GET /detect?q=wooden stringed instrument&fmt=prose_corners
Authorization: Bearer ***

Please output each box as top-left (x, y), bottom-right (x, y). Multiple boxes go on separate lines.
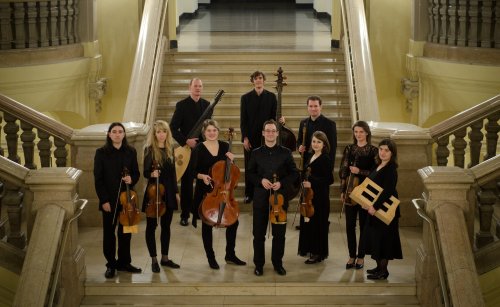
top-left (119, 167), bottom-right (141, 227)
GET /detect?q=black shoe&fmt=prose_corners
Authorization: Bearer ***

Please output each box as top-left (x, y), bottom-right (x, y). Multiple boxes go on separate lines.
top-left (305, 256), bottom-right (322, 264)
top-left (295, 225), bottom-right (301, 230)
top-left (208, 258), bottom-right (220, 270)
top-left (274, 266), bottom-right (287, 275)
top-left (225, 255), bottom-right (246, 266)
top-left (254, 266), bottom-right (263, 276)
top-left (180, 218), bottom-right (189, 226)
top-left (346, 258), bottom-right (355, 269)
top-left (244, 196), bottom-right (253, 204)
top-left (104, 267), bottom-right (115, 278)
top-left (367, 267), bottom-right (380, 274)
top-left (367, 270), bottom-right (389, 280)
top-left (117, 264), bottom-right (142, 273)
top-left (151, 262), bottom-right (160, 273)
top-left (160, 259), bottom-right (180, 269)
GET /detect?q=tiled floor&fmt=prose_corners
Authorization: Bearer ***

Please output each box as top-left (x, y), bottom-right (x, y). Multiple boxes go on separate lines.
top-left (81, 212), bottom-right (421, 284)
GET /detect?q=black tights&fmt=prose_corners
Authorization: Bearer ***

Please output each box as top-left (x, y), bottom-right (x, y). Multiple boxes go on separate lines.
top-left (376, 259), bottom-right (389, 273)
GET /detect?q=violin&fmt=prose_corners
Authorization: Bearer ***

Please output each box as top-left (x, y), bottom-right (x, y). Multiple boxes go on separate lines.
top-left (119, 167), bottom-right (141, 226)
top-left (269, 174), bottom-right (287, 224)
top-left (299, 167), bottom-right (314, 218)
top-left (199, 128), bottom-right (240, 227)
top-left (340, 160), bottom-right (360, 219)
top-left (145, 160), bottom-right (167, 222)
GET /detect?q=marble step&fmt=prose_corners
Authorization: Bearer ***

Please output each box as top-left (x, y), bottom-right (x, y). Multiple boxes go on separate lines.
top-left (158, 92), bottom-right (349, 103)
top-left (166, 61), bottom-right (346, 71)
top-left (166, 51), bottom-right (344, 61)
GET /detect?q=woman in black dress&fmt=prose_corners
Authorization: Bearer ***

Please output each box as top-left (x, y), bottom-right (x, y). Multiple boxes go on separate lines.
top-left (339, 121), bottom-right (378, 270)
top-left (363, 138), bottom-right (402, 280)
top-left (298, 131), bottom-right (333, 263)
top-left (142, 120), bottom-right (180, 273)
top-left (191, 119), bottom-right (246, 269)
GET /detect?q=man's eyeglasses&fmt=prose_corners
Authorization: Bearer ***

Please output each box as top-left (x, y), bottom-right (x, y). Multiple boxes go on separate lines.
top-left (263, 129), bottom-right (278, 133)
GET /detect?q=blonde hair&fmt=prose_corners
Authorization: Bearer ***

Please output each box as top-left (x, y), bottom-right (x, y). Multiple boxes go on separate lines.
top-left (145, 120), bottom-right (174, 166)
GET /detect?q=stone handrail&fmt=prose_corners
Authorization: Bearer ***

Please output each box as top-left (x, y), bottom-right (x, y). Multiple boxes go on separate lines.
top-left (0, 93), bottom-right (74, 168)
top-left (0, 0), bottom-right (80, 50)
top-left (429, 94), bottom-right (500, 167)
top-left (122, 0), bottom-right (168, 125)
top-left (340, 0), bottom-right (380, 122)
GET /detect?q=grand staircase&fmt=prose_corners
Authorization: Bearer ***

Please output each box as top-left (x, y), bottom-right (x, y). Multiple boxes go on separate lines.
top-left (157, 51), bottom-right (353, 211)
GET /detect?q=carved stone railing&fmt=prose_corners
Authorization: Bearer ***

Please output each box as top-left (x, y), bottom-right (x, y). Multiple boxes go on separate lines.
top-left (0, 93), bottom-right (74, 168)
top-left (0, 0), bottom-right (80, 50)
top-left (429, 94), bottom-right (500, 168)
top-left (428, 0), bottom-right (499, 48)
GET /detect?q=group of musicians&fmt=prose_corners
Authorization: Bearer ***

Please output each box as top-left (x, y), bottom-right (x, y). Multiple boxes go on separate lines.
top-left (94, 72), bottom-right (402, 281)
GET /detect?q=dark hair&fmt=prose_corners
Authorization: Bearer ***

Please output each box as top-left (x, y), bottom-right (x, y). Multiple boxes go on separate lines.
top-left (105, 122), bottom-right (129, 150)
top-left (376, 138), bottom-right (398, 167)
top-left (352, 120), bottom-right (372, 144)
top-left (306, 95), bottom-right (322, 106)
top-left (250, 71), bottom-right (266, 82)
top-left (311, 131), bottom-right (330, 154)
top-left (262, 119), bottom-right (278, 131)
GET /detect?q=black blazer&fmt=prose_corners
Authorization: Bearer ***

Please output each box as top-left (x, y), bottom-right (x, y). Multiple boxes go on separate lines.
top-left (298, 114), bottom-right (337, 169)
top-left (170, 96), bottom-right (211, 146)
top-left (240, 89), bottom-right (277, 147)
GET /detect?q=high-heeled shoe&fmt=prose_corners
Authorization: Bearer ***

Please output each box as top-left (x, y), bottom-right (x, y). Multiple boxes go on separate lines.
top-left (345, 258), bottom-right (355, 269)
top-left (367, 270), bottom-right (389, 280)
top-left (355, 259), bottom-right (364, 269)
top-left (305, 256), bottom-right (322, 264)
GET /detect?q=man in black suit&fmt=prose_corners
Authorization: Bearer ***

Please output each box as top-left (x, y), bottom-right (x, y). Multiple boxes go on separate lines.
top-left (240, 71), bottom-right (277, 203)
top-left (298, 95), bottom-right (337, 168)
top-left (170, 78), bottom-right (211, 226)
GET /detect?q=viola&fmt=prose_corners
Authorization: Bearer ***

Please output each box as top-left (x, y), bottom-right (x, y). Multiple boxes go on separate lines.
top-left (269, 174), bottom-right (287, 224)
top-left (145, 160), bottom-right (167, 221)
top-left (119, 167), bottom-right (141, 226)
top-left (199, 128), bottom-right (240, 227)
top-left (299, 167), bottom-right (314, 218)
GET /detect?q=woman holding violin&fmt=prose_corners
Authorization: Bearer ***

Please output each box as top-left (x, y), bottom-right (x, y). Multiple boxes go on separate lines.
top-left (191, 119), bottom-right (246, 270)
top-left (94, 122), bottom-right (142, 279)
top-left (142, 120), bottom-right (180, 273)
top-left (247, 120), bottom-right (299, 276)
top-left (339, 121), bottom-right (378, 270)
top-left (298, 131), bottom-right (333, 264)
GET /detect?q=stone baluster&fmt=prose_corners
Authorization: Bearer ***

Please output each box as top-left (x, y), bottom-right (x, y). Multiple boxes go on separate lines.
top-left (12, 2), bottom-right (26, 49)
top-left (48, 1), bottom-right (59, 46)
top-left (59, 0), bottom-right (69, 45)
top-left (456, 0), bottom-right (468, 46)
top-left (495, 2), bottom-right (500, 48)
top-left (468, 0), bottom-right (479, 47)
top-left (430, 0), bottom-right (440, 43)
top-left (0, 113), bottom-right (4, 157)
top-left (480, 0), bottom-right (493, 48)
top-left (38, 1), bottom-right (50, 47)
top-left (20, 121), bottom-right (37, 170)
top-left (438, 0), bottom-right (448, 44)
top-left (72, 0), bottom-right (80, 42)
top-left (484, 111), bottom-right (499, 161)
top-left (0, 3), bottom-right (13, 50)
top-left (452, 127), bottom-right (467, 168)
top-left (0, 181), bottom-right (5, 239)
top-left (37, 129), bottom-right (53, 167)
top-left (4, 113), bottom-right (20, 164)
top-left (26, 2), bottom-right (38, 48)
top-left (475, 181), bottom-right (497, 248)
top-left (436, 135), bottom-right (450, 166)
top-left (67, 0), bottom-right (75, 44)
top-left (447, 0), bottom-right (459, 45)
top-left (467, 119), bottom-right (483, 168)
top-left (417, 167), bottom-right (484, 307)
top-left (4, 182), bottom-right (26, 249)
top-left (54, 137), bottom-right (68, 167)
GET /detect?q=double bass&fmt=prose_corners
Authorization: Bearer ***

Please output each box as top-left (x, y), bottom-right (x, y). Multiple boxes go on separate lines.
top-left (145, 161), bottom-right (167, 224)
top-left (199, 128), bottom-right (240, 227)
top-left (274, 67), bottom-right (300, 200)
top-left (119, 167), bottom-right (141, 227)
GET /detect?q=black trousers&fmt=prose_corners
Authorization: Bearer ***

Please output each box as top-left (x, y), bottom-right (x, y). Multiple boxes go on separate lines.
top-left (145, 208), bottom-right (174, 257)
top-left (202, 220), bottom-right (239, 260)
top-left (102, 209), bottom-right (131, 269)
top-left (243, 149), bottom-right (254, 198)
top-left (345, 204), bottom-right (367, 258)
top-left (180, 162), bottom-right (194, 220)
top-left (252, 203), bottom-right (286, 268)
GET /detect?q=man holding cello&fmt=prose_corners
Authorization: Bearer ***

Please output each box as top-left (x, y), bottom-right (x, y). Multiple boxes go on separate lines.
top-left (247, 120), bottom-right (299, 276)
top-left (93, 122), bottom-right (142, 279)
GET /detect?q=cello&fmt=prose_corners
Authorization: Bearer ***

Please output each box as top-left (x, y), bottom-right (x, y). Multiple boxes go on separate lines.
top-left (145, 160), bottom-right (167, 224)
top-left (199, 128), bottom-right (240, 227)
top-left (119, 167), bottom-right (141, 227)
top-left (269, 174), bottom-right (287, 225)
